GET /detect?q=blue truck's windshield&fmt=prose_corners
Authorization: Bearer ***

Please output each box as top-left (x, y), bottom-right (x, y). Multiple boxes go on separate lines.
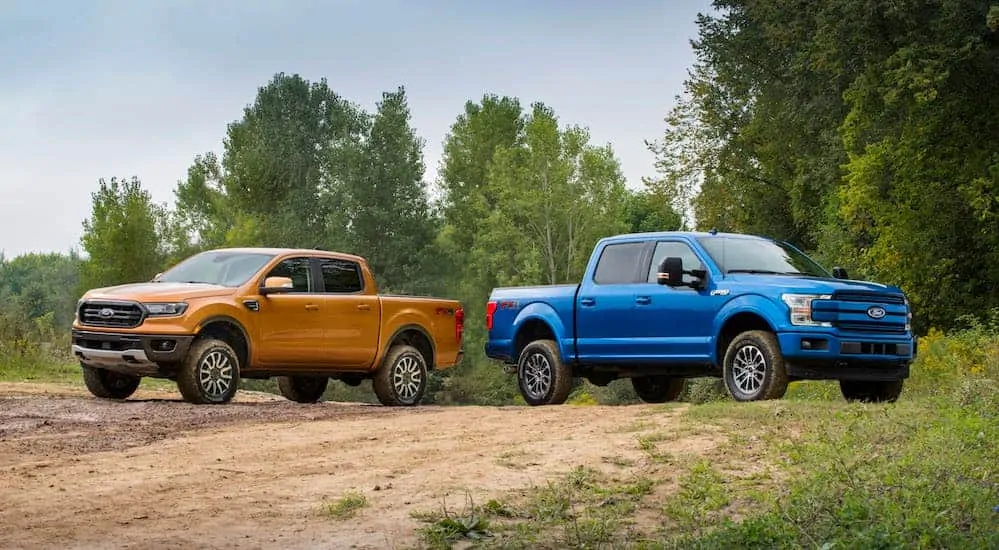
top-left (696, 236), bottom-right (830, 278)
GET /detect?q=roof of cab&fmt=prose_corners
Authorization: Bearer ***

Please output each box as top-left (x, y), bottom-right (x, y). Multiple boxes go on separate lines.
top-left (203, 247), bottom-right (366, 262)
top-left (600, 230), bottom-right (773, 244)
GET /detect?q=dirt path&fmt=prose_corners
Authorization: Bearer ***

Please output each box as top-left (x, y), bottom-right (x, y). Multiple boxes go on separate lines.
top-left (0, 382), bottom-right (713, 549)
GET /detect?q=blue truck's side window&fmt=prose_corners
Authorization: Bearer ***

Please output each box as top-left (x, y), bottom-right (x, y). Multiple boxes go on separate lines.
top-left (593, 242), bottom-right (645, 285)
top-left (646, 241), bottom-right (705, 285)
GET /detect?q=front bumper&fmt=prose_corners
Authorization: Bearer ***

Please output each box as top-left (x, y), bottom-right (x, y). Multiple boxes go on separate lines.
top-left (778, 330), bottom-right (914, 381)
top-left (71, 330), bottom-right (195, 376)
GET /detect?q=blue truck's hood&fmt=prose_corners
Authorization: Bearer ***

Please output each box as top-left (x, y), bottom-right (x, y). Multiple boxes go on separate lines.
top-left (723, 274), bottom-right (904, 296)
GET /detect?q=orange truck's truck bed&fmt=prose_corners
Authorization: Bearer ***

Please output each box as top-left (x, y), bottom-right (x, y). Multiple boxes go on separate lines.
top-left (71, 248), bottom-right (464, 405)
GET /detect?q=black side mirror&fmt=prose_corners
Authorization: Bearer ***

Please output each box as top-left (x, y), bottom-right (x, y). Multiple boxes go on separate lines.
top-left (832, 266), bottom-right (848, 280)
top-left (657, 257), bottom-right (684, 287)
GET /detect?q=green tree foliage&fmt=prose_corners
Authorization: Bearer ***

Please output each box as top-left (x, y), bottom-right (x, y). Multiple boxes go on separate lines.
top-left (345, 86), bottom-right (440, 294)
top-left (0, 252), bottom-right (81, 329)
top-left (649, 0), bottom-right (999, 332)
top-left (78, 176), bottom-right (166, 292)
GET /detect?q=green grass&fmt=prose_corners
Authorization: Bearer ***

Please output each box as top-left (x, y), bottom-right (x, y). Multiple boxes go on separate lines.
top-left (322, 491), bottom-right (369, 520)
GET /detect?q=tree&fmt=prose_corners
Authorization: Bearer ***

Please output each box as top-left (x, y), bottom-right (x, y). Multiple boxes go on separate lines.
top-left (78, 176), bottom-right (166, 292)
top-left (479, 102), bottom-right (630, 286)
top-left (219, 72), bottom-right (367, 249)
top-left (345, 86), bottom-right (440, 294)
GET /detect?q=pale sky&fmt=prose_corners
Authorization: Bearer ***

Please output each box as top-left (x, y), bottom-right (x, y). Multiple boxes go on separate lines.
top-left (0, 0), bottom-right (711, 258)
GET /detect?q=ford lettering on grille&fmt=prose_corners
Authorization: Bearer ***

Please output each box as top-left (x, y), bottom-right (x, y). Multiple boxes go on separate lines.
top-left (867, 306), bottom-right (887, 319)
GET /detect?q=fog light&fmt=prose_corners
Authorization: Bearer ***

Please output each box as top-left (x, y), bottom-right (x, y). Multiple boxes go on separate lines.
top-left (151, 339), bottom-right (176, 352)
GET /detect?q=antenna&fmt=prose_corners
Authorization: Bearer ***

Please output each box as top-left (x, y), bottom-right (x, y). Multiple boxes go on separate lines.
top-left (709, 227), bottom-right (718, 235)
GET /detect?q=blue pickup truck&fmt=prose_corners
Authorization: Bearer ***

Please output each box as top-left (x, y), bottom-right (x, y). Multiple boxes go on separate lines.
top-left (484, 230), bottom-right (916, 406)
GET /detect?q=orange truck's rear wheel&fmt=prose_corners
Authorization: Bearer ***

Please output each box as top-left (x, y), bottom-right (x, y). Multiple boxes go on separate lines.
top-left (373, 344), bottom-right (427, 406)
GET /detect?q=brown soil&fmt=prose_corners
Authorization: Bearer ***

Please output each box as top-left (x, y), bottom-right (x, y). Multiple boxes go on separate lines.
top-left (0, 382), bottom-right (720, 549)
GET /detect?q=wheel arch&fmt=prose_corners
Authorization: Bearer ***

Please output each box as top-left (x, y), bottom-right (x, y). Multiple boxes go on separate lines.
top-left (383, 324), bottom-right (436, 369)
top-left (511, 302), bottom-right (567, 362)
top-left (714, 307), bottom-right (778, 366)
top-left (196, 315), bottom-right (252, 370)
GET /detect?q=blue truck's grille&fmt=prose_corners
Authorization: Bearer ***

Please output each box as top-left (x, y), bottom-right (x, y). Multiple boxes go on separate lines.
top-left (78, 301), bottom-right (145, 328)
top-left (828, 291), bottom-right (908, 335)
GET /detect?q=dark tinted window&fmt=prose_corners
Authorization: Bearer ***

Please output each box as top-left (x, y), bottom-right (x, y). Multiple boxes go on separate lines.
top-left (264, 257), bottom-right (313, 292)
top-left (593, 242), bottom-right (645, 284)
top-left (648, 241), bottom-right (705, 284)
top-left (696, 236), bottom-right (829, 278)
top-left (320, 259), bottom-right (363, 293)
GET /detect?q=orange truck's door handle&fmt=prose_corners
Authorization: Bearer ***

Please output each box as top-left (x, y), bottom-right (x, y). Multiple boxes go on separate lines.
top-left (305, 304), bottom-right (319, 311)
top-left (357, 304), bottom-right (371, 311)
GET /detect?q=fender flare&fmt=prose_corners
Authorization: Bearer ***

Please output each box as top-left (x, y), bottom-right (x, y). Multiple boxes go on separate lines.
top-left (195, 314), bottom-right (253, 365)
top-left (381, 323), bottom-right (437, 368)
top-left (711, 295), bottom-right (783, 363)
top-left (511, 302), bottom-right (569, 361)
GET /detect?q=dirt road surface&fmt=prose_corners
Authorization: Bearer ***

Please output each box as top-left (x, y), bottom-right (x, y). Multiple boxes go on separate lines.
top-left (0, 382), bottom-right (716, 549)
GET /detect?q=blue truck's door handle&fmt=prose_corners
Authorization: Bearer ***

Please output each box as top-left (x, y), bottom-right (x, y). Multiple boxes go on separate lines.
top-left (635, 296), bottom-right (652, 305)
top-left (580, 297), bottom-right (596, 306)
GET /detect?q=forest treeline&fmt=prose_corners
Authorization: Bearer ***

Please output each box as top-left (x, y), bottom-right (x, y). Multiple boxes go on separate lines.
top-left (2, 1), bottom-right (998, 403)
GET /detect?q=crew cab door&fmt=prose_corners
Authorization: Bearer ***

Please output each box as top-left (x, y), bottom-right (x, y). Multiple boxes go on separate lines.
top-left (575, 241), bottom-right (648, 364)
top-left (316, 257), bottom-right (380, 369)
top-left (254, 256), bottom-right (330, 366)
top-left (632, 240), bottom-right (722, 362)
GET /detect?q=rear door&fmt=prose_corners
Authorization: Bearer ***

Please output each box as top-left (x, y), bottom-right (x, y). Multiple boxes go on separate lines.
top-left (574, 240), bottom-right (648, 364)
top-left (317, 257), bottom-right (380, 368)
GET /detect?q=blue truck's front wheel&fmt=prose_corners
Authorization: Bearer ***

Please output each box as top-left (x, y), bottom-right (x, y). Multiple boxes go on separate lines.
top-left (516, 340), bottom-right (573, 406)
top-left (722, 330), bottom-right (789, 401)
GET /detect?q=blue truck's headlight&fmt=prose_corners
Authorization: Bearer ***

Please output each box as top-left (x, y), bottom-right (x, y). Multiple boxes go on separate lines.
top-left (781, 293), bottom-right (832, 327)
top-left (143, 302), bottom-right (188, 316)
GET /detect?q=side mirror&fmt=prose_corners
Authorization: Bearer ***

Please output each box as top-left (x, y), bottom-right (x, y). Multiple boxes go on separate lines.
top-left (657, 257), bottom-right (684, 287)
top-left (151, 272), bottom-right (163, 282)
top-left (260, 276), bottom-right (294, 295)
top-left (832, 266), bottom-right (848, 280)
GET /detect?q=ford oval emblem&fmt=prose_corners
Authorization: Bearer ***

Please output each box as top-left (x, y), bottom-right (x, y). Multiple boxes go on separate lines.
top-left (867, 306), bottom-right (886, 319)
top-left (99, 308), bottom-right (115, 318)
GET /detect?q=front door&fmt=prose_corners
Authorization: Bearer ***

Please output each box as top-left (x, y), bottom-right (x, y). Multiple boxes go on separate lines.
top-left (632, 240), bottom-right (722, 362)
top-left (317, 257), bottom-right (380, 368)
top-left (254, 256), bottom-right (329, 366)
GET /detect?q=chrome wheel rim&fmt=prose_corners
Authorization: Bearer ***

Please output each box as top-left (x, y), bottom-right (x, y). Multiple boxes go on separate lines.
top-left (522, 352), bottom-right (552, 400)
top-left (198, 349), bottom-right (234, 399)
top-left (392, 355), bottom-right (423, 402)
top-left (732, 344), bottom-right (766, 395)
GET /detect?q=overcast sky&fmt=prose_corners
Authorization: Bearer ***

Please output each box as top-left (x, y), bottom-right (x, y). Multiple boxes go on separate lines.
top-left (0, 0), bottom-right (711, 258)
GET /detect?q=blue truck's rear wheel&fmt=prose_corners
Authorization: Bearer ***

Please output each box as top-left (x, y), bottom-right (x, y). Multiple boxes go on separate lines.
top-left (722, 330), bottom-right (788, 401)
top-left (516, 339), bottom-right (573, 406)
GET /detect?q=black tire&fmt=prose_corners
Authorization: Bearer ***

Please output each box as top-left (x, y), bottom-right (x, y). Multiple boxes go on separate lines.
top-left (81, 364), bottom-right (140, 400)
top-left (176, 337), bottom-right (240, 405)
top-left (277, 376), bottom-right (329, 403)
top-left (631, 375), bottom-right (685, 403)
top-left (840, 379), bottom-right (904, 403)
top-left (516, 339), bottom-right (574, 406)
top-left (372, 344), bottom-right (427, 406)
top-left (722, 330), bottom-right (788, 401)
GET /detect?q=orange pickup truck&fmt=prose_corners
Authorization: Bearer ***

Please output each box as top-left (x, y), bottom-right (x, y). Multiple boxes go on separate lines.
top-left (71, 248), bottom-right (464, 405)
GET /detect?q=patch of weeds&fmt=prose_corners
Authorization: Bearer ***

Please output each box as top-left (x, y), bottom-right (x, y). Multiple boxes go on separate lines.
top-left (414, 492), bottom-right (496, 549)
top-left (609, 419), bottom-right (655, 433)
top-left (425, 466), bottom-right (664, 548)
top-left (637, 434), bottom-right (674, 464)
top-left (322, 490), bottom-right (367, 520)
top-left (662, 460), bottom-right (730, 531)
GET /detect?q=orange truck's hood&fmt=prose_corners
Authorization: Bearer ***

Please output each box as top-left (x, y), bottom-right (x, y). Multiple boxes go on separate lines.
top-left (83, 282), bottom-right (236, 302)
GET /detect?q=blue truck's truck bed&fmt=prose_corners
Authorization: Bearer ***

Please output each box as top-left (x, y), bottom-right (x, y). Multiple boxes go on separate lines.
top-left (485, 231), bottom-right (916, 405)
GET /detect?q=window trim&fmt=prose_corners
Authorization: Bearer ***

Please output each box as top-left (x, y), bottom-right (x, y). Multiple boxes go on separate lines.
top-left (261, 255), bottom-right (319, 294)
top-left (591, 241), bottom-right (648, 286)
top-left (315, 257), bottom-right (366, 295)
top-left (641, 239), bottom-right (711, 286)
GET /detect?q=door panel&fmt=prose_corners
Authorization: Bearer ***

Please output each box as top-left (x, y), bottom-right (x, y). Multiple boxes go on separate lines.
top-left (254, 256), bottom-right (329, 366)
top-left (574, 241), bottom-right (648, 364)
top-left (318, 258), bottom-right (380, 368)
top-left (631, 241), bottom-right (722, 362)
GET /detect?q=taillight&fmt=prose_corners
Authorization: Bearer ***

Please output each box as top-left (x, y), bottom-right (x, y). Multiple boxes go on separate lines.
top-left (455, 306), bottom-right (464, 343)
top-left (486, 301), bottom-right (497, 331)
